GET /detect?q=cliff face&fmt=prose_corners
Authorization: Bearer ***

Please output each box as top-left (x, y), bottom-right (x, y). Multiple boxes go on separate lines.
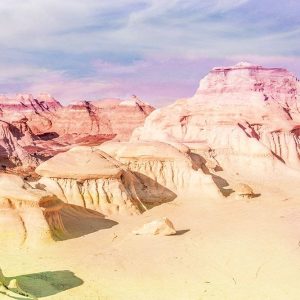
top-left (0, 93), bottom-right (62, 118)
top-left (0, 172), bottom-right (119, 248)
top-left (35, 143), bottom-right (221, 216)
top-left (0, 94), bottom-right (154, 170)
top-left (35, 147), bottom-right (148, 215)
top-left (0, 120), bottom-right (39, 168)
top-left (98, 141), bottom-right (221, 200)
top-left (131, 63), bottom-right (300, 182)
top-left (0, 94), bottom-right (154, 139)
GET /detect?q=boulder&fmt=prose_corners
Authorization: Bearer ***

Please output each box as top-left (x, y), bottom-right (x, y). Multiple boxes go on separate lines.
top-left (133, 217), bottom-right (176, 236)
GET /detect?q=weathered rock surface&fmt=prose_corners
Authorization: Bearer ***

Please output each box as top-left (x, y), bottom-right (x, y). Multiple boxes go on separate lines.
top-left (132, 63), bottom-right (300, 184)
top-left (133, 217), bottom-right (176, 236)
top-left (0, 94), bottom-right (154, 170)
top-left (0, 93), bottom-right (62, 122)
top-left (0, 94), bottom-right (153, 140)
top-left (100, 95), bottom-right (154, 140)
top-left (0, 120), bottom-right (39, 169)
top-left (36, 147), bottom-right (147, 215)
top-left (98, 141), bottom-right (221, 200)
top-left (0, 173), bottom-right (65, 248)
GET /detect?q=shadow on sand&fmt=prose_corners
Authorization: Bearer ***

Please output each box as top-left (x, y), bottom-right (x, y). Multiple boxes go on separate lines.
top-left (189, 152), bottom-right (234, 197)
top-left (58, 204), bottom-right (118, 240)
top-left (174, 229), bottom-right (190, 236)
top-left (1, 270), bottom-right (83, 299)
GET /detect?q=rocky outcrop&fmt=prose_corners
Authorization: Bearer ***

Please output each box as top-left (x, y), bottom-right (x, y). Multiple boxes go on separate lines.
top-left (0, 172), bottom-right (117, 248)
top-left (0, 94), bottom-right (154, 166)
top-left (93, 95), bottom-right (155, 140)
top-left (131, 63), bottom-right (300, 183)
top-left (44, 100), bottom-right (112, 137)
top-left (0, 93), bottom-right (61, 120)
top-left (0, 94), bottom-right (154, 141)
top-left (98, 141), bottom-right (221, 199)
top-left (0, 173), bottom-right (65, 248)
top-left (30, 95), bottom-right (153, 140)
top-left (0, 120), bottom-right (39, 168)
top-left (36, 147), bottom-right (147, 215)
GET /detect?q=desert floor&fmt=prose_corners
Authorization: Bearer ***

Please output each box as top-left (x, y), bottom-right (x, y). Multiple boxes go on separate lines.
top-left (1, 176), bottom-right (300, 300)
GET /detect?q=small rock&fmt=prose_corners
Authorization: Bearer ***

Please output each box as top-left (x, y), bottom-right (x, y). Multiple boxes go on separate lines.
top-left (133, 217), bottom-right (176, 236)
top-left (234, 183), bottom-right (255, 199)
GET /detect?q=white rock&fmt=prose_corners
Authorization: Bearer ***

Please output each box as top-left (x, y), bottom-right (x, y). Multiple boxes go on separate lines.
top-left (133, 217), bottom-right (176, 236)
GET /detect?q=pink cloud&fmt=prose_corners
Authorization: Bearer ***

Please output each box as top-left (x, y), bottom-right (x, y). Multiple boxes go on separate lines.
top-left (5, 55), bottom-right (300, 107)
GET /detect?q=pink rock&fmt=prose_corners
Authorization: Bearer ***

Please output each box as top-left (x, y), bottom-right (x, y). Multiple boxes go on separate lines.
top-left (0, 94), bottom-right (154, 167)
top-left (0, 120), bottom-right (39, 168)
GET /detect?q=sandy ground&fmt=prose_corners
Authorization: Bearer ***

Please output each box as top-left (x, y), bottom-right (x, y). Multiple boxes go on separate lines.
top-left (1, 177), bottom-right (300, 300)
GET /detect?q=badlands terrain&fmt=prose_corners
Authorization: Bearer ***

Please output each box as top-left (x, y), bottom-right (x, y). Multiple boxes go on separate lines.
top-left (1, 62), bottom-right (300, 299)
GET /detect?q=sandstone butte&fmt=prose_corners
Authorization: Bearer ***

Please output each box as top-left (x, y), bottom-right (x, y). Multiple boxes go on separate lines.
top-left (132, 62), bottom-right (300, 188)
top-left (1, 62), bottom-right (300, 300)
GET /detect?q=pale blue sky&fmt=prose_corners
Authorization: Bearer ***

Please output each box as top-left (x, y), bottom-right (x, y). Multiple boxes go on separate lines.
top-left (0, 0), bottom-right (299, 105)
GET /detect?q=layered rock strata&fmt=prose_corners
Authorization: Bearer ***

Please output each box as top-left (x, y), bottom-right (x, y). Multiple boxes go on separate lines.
top-left (36, 147), bottom-right (147, 215)
top-left (131, 63), bottom-right (300, 183)
top-left (98, 141), bottom-right (221, 199)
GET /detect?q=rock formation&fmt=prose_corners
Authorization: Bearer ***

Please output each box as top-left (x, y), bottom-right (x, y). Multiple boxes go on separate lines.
top-left (234, 183), bottom-right (255, 199)
top-left (35, 142), bottom-right (217, 215)
top-left (98, 141), bottom-right (221, 200)
top-left (133, 217), bottom-right (176, 236)
top-left (0, 120), bottom-right (39, 169)
top-left (131, 63), bottom-right (300, 185)
top-left (0, 94), bottom-right (153, 141)
top-left (0, 173), bottom-right (65, 248)
top-left (0, 94), bottom-right (154, 170)
top-left (101, 95), bottom-right (155, 140)
top-left (36, 146), bottom-right (147, 215)
top-left (0, 93), bottom-right (62, 122)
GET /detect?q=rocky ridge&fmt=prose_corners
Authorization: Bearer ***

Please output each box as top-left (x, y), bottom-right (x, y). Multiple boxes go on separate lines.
top-left (0, 94), bottom-right (154, 169)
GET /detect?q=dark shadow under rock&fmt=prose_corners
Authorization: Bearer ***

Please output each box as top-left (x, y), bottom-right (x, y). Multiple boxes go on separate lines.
top-left (56, 204), bottom-right (118, 240)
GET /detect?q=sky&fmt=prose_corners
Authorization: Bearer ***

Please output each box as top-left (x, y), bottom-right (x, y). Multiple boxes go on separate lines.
top-left (0, 0), bottom-right (299, 106)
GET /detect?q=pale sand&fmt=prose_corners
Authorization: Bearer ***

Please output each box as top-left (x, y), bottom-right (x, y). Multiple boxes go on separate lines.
top-left (1, 180), bottom-right (300, 300)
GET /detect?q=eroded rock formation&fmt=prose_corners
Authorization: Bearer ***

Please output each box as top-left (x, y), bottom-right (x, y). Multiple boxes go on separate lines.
top-left (0, 173), bottom-right (65, 248)
top-left (132, 63), bottom-right (300, 184)
top-left (0, 94), bottom-right (154, 170)
top-left (98, 141), bottom-right (221, 200)
top-left (0, 120), bottom-right (39, 169)
top-left (36, 147), bottom-right (147, 215)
